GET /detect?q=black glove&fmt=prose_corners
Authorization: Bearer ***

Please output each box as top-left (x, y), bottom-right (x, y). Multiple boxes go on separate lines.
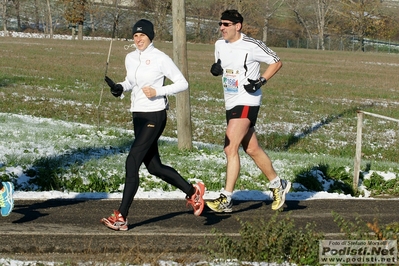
top-left (105, 76), bottom-right (123, 97)
top-left (243, 77), bottom-right (267, 93)
top-left (210, 59), bottom-right (223, 76)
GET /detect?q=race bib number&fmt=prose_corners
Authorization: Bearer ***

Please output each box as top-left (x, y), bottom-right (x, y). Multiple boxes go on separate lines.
top-left (222, 70), bottom-right (239, 94)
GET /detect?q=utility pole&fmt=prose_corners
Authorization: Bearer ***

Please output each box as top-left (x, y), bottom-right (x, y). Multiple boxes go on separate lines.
top-left (172, 0), bottom-right (192, 150)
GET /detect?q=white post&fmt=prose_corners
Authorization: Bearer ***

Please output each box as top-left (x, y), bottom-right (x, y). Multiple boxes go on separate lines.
top-left (353, 111), bottom-right (364, 192)
top-left (353, 110), bottom-right (399, 192)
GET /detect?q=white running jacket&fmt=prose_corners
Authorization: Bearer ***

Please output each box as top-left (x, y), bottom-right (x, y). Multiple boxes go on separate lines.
top-left (119, 43), bottom-right (188, 112)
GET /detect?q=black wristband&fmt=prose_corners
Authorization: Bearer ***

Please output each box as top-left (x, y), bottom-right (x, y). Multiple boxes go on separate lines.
top-left (260, 77), bottom-right (267, 86)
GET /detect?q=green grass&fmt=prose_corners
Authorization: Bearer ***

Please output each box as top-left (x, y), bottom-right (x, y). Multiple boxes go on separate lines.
top-left (1, 38), bottom-right (398, 158)
top-left (1, 36), bottom-right (399, 195)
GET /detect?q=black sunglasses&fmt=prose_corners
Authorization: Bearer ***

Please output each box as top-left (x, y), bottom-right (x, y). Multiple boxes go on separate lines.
top-left (218, 22), bottom-right (235, 27)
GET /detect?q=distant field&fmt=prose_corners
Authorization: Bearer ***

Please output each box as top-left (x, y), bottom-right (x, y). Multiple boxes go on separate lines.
top-left (1, 36), bottom-right (399, 165)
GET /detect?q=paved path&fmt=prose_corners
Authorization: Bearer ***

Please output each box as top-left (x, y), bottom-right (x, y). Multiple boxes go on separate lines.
top-left (0, 199), bottom-right (398, 263)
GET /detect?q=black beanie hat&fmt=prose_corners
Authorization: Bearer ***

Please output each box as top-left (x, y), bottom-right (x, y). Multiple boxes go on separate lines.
top-left (132, 19), bottom-right (155, 41)
top-left (220, 10), bottom-right (243, 24)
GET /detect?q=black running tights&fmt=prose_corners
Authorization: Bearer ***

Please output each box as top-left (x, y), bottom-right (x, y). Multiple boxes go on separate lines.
top-left (118, 110), bottom-right (193, 218)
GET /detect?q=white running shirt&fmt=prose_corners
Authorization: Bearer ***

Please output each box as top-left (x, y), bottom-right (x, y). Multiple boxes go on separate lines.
top-left (119, 43), bottom-right (188, 112)
top-left (214, 33), bottom-right (280, 110)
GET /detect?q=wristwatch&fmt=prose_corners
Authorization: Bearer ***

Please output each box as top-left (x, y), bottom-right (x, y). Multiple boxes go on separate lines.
top-left (260, 77), bottom-right (267, 86)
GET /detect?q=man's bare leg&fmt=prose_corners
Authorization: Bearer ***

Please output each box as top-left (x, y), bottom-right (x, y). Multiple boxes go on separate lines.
top-left (206, 118), bottom-right (250, 212)
top-left (223, 118), bottom-right (252, 192)
top-left (242, 127), bottom-right (291, 210)
top-left (241, 127), bottom-right (277, 181)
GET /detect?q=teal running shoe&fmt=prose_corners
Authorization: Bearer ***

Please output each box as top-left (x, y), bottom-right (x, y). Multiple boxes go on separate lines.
top-left (0, 182), bottom-right (14, 216)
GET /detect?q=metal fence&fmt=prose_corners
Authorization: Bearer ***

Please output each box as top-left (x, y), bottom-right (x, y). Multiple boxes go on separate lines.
top-left (286, 36), bottom-right (399, 53)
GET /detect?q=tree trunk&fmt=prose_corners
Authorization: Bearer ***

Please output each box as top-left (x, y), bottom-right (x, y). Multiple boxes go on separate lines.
top-left (262, 17), bottom-right (268, 43)
top-left (34, 0), bottom-right (40, 31)
top-left (14, 0), bottom-right (22, 31)
top-left (172, 0), bottom-right (192, 150)
top-left (2, 0), bottom-right (7, 34)
top-left (46, 0), bottom-right (53, 38)
top-left (78, 23), bottom-right (83, 40)
top-left (90, 12), bottom-right (95, 34)
top-left (315, 0), bottom-right (332, 51)
top-left (71, 26), bottom-right (76, 40)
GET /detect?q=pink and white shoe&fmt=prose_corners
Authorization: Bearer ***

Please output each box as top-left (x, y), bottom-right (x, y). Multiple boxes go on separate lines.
top-left (186, 182), bottom-right (205, 216)
top-left (100, 210), bottom-right (128, 231)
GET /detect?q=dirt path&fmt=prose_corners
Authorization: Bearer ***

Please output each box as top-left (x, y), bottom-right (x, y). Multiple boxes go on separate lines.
top-left (1, 198), bottom-right (398, 264)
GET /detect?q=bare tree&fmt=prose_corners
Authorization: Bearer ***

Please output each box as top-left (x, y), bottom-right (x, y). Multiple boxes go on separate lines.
top-left (85, 0), bottom-right (103, 35)
top-left (286, 0), bottom-right (314, 41)
top-left (314, 0), bottom-right (336, 50)
top-left (46, 0), bottom-right (53, 37)
top-left (12, 0), bottom-right (21, 31)
top-left (63, 0), bottom-right (86, 40)
top-left (260, 0), bottom-right (285, 43)
top-left (186, 0), bottom-right (215, 42)
top-left (2, 0), bottom-right (398, 48)
top-left (33, 0), bottom-right (40, 30)
top-left (1, 0), bottom-right (8, 33)
top-left (153, 1), bottom-right (171, 39)
top-left (136, 0), bottom-right (172, 40)
top-left (335, 0), bottom-right (388, 51)
top-left (286, 0), bottom-right (336, 49)
top-left (232, 0), bottom-right (285, 42)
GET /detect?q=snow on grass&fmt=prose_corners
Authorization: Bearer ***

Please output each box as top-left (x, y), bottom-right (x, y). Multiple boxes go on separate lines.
top-left (0, 111), bottom-right (392, 202)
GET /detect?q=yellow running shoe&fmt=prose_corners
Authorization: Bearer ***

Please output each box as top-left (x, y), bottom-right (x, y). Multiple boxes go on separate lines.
top-left (206, 193), bottom-right (233, 213)
top-left (271, 180), bottom-right (291, 210)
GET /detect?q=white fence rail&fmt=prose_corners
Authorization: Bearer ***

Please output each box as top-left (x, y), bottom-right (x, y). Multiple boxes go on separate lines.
top-left (353, 110), bottom-right (399, 191)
